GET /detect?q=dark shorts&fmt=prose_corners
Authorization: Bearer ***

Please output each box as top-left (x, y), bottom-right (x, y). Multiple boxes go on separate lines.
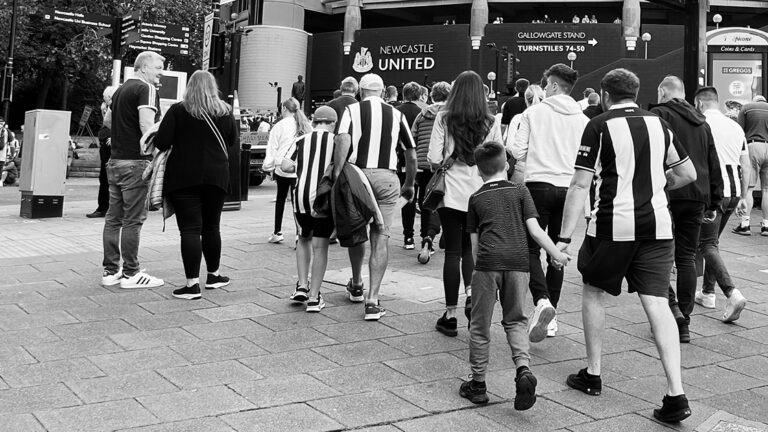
top-left (577, 236), bottom-right (673, 297)
top-left (295, 212), bottom-right (334, 239)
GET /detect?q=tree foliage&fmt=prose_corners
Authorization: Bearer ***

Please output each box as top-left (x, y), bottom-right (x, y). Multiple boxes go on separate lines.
top-left (0, 0), bottom-right (210, 127)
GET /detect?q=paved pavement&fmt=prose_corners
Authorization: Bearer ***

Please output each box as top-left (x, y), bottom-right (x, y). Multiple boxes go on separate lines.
top-left (0, 178), bottom-right (767, 432)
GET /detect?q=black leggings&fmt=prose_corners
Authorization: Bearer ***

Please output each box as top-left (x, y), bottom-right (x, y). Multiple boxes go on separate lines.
top-left (437, 207), bottom-right (473, 307)
top-left (167, 185), bottom-right (226, 279)
top-left (274, 174), bottom-right (296, 234)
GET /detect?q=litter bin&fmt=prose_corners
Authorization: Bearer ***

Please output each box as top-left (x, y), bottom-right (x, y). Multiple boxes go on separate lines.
top-left (240, 144), bottom-right (251, 202)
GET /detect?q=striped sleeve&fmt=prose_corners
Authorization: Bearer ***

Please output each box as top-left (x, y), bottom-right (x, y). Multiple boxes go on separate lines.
top-left (665, 128), bottom-right (689, 168)
top-left (575, 120), bottom-right (601, 172)
top-left (337, 106), bottom-right (353, 136)
top-left (397, 112), bottom-right (416, 150)
top-left (137, 81), bottom-right (158, 112)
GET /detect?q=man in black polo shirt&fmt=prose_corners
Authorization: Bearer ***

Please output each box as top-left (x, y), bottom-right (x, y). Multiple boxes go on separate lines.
top-left (326, 77), bottom-right (358, 134)
top-left (101, 51), bottom-right (165, 290)
top-left (557, 69), bottom-right (697, 423)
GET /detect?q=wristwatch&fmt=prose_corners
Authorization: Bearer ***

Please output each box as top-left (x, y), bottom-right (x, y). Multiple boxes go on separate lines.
top-left (557, 236), bottom-right (572, 244)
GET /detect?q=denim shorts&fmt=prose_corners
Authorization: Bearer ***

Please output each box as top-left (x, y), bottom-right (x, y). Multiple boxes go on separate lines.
top-left (362, 168), bottom-right (399, 237)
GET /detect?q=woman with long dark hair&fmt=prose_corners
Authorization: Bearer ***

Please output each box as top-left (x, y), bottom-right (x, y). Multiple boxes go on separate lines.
top-left (263, 97), bottom-right (312, 244)
top-left (428, 70), bottom-right (502, 336)
top-left (154, 70), bottom-right (238, 300)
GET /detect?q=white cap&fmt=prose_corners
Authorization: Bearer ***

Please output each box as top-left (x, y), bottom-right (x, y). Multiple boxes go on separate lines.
top-left (359, 73), bottom-right (385, 91)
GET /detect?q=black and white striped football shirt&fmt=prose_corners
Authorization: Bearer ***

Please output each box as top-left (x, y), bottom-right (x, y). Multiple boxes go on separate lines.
top-left (336, 96), bottom-right (416, 171)
top-left (575, 103), bottom-right (690, 241)
top-left (290, 129), bottom-right (335, 214)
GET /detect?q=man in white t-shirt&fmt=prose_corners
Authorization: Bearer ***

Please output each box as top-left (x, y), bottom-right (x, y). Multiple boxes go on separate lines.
top-left (692, 87), bottom-right (750, 322)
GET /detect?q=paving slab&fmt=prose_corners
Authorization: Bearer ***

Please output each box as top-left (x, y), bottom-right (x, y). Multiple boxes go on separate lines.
top-left (395, 410), bottom-right (509, 431)
top-left (228, 373), bottom-right (341, 408)
top-left (181, 318), bottom-right (272, 340)
top-left (384, 352), bottom-right (468, 382)
top-left (109, 328), bottom-right (200, 350)
top-left (245, 327), bottom-right (339, 353)
top-left (545, 387), bottom-right (655, 420)
top-left (124, 311), bottom-right (211, 331)
top-left (682, 365), bottom-right (767, 394)
top-left (718, 355), bottom-right (768, 380)
top-left (308, 390), bottom-right (427, 428)
top-left (24, 336), bottom-right (123, 362)
top-left (35, 399), bottom-right (159, 432)
top-left (0, 357), bottom-right (104, 388)
top-left (117, 417), bottom-right (236, 432)
top-left (88, 347), bottom-right (190, 375)
top-left (388, 378), bottom-right (488, 412)
top-left (312, 362), bottom-right (415, 394)
top-left (475, 398), bottom-right (593, 431)
top-left (566, 413), bottom-right (674, 432)
top-left (238, 349), bottom-right (340, 377)
top-left (0, 383), bottom-right (81, 415)
top-left (50, 319), bottom-right (139, 339)
top-left (169, 337), bottom-right (267, 364)
top-left (157, 360), bottom-right (262, 389)
top-left (312, 339), bottom-right (410, 366)
top-left (0, 413), bottom-right (46, 431)
top-left (138, 386), bottom-right (254, 422)
top-left (192, 303), bottom-right (274, 322)
top-left (221, 403), bottom-right (344, 432)
top-left (66, 371), bottom-right (179, 403)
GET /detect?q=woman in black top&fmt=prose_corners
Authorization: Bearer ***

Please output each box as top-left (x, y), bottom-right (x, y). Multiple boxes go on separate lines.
top-left (154, 70), bottom-right (238, 300)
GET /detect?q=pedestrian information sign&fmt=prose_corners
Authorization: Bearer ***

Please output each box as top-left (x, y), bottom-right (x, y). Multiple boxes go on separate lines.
top-left (128, 22), bottom-right (191, 56)
top-left (202, 13), bottom-right (214, 71)
top-left (42, 8), bottom-right (113, 29)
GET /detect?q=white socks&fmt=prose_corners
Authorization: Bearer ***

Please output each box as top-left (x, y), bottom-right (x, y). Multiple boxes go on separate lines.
top-left (186, 277), bottom-right (200, 287)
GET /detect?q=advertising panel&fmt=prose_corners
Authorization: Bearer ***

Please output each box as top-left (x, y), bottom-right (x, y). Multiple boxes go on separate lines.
top-left (348, 25), bottom-right (472, 87)
top-left (711, 54), bottom-right (763, 111)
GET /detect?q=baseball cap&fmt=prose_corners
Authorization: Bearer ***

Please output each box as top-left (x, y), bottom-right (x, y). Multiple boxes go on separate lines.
top-left (313, 106), bottom-right (338, 123)
top-left (359, 73), bottom-right (385, 91)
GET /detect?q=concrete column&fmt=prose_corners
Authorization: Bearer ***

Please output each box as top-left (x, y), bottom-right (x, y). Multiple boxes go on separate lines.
top-left (343, 0), bottom-right (362, 55)
top-left (622, 0), bottom-right (641, 52)
top-left (470, 0), bottom-right (488, 50)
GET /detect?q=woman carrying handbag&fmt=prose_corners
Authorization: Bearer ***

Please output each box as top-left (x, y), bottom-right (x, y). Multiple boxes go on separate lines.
top-left (153, 70), bottom-right (239, 300)
top-left (427, 71), bottom-right (503, 336)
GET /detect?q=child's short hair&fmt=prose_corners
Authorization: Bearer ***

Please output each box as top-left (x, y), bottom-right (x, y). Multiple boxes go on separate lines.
top-left (474, 141), bottom-right (506, 177)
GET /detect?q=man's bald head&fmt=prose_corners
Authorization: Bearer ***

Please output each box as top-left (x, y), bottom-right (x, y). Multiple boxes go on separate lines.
top-left (657, 75), bottom-right (685, 103)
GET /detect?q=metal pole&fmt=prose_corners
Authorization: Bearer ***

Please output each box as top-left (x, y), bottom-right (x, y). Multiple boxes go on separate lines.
top-left (1, 0), bottom-right (18, 122)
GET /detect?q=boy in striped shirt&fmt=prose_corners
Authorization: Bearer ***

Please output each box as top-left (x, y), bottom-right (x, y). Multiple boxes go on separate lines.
top-left (284, 107), bottom-right (338, 312)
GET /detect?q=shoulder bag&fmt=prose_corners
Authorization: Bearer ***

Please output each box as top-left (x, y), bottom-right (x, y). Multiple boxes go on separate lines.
top-left (421, 156), bottom-right (455, 212)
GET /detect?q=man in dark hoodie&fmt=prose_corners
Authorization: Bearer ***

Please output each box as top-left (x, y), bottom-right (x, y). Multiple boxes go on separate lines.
top-left (650, 76), bottom-right (723, 343)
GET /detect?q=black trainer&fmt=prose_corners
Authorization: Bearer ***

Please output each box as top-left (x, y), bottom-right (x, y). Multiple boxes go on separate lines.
top-left (678, 323), bottom-right (691, 344)
top-left (653, 394), bottom-right (692, 423)
top-left (173, 284), bottom-right (202, 300)
top-left (732, 224), bottom-right (751, 236)
top-left (205, 274), bottom-right (230, 289)
top-left (514, 368), bottom-right (537, 411)
top-left (566, 368), bottom-right (602, 396)
top-left (459, 379), bottom-right (489, 404)
top-left (404, 237), bottom-right (415, 250)
top-left (346, 279), bottom-right (364, 303)
top-left (670, 304), bottom-right (686, 327)
top-left (290, 281), bottom-right (310, 303)
top-left (435, 312), bottom-right (458, 337)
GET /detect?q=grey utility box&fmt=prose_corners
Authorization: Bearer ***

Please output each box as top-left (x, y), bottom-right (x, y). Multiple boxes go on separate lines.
top-left (19, 110), bottom-right (72, 218)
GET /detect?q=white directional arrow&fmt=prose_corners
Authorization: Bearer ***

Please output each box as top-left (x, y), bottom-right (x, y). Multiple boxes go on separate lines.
top-left (588, 38), bottom-right (598, 46)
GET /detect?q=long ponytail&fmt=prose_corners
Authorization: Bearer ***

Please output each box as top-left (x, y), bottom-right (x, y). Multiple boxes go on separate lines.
top-left (282, 97), bottom-right (312, 136)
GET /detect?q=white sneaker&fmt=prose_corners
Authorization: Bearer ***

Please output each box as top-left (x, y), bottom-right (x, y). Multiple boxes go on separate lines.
top-left (268, 233), bottom-right (284, 243)
top-left (306, 294), bottom-right (326, 313)
top-left (101, 269), bottom-right (122, 286)
top-left (120, 271), bottom-right (164, 289)
top-left (547, 316), bottom-right (558, 337)
top-left (695, 290), bottom-right (716, 309)
top-left (723, 288), bottom-right (747, 323)
top-left (528, 298), bottom-right (556, 343)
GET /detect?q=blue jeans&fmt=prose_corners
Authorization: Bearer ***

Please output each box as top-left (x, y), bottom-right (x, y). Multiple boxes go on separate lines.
top-left (526, 182), bottom-right (568, 308)
top-left (102, 159), bottom-right (151, 276)
top-left (696, 197), bottom-right (737, 297)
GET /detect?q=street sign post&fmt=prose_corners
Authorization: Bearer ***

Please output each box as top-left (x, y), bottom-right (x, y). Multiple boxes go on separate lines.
top-left (202, 13), bottom-right (214, 70)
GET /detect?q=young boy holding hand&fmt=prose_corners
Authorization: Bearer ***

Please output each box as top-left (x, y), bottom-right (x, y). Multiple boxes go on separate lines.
top-left (460, 141), bottom-right (570, 409)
